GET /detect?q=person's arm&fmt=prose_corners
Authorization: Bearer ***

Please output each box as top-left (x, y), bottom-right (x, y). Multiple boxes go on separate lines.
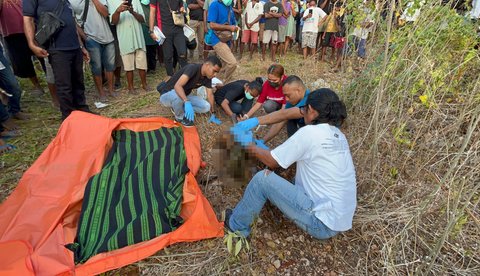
top-left (209, 21), bottom-right (237, 31)
top-left (93, 0), bottom-right (109, 17)
top-left (258, 106), bottom-right (302, 124)
top-left (273, 5), bottom-right (283, 18)
top-left (220, 99), bottom-right (235, 116)
top-left (203, 2), bottom-right (209, 31)
top-left (129, 6), bottom-right (145, 23)
top-left (319, 0), bottom-right (327, 10)
top-left (76, 24), bottom-right (87, 41)
top-left (242, 101), bottom-right (262, 119)
top-left (76, 25), bottom-right (90, 62)
top-left (149, 4), bottom-right (157, 39)
top-left (262, 121), bottom-right (286, 142)
top-left (23, 16), bottom-right (49, 58)
top-left (207, 88), bottom-right (215, 112)
top-left (111, 1), bottom-right (129, 25)
top-left (247, 146), bottom-right (279, 169)
top-left (173, 74), bottom-right (192, 101)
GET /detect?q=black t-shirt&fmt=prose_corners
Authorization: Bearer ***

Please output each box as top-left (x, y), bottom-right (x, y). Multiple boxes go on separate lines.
top-left (162, 63), bottom-right (212, 95)
top-left (151, 0), bottom-right (184, 35)
top-left (23, 0), bottom-right (79, 50)
top-left (214, 80), bottom-right (248, 105)
top-left (187, 0), bottom-right (203, 21)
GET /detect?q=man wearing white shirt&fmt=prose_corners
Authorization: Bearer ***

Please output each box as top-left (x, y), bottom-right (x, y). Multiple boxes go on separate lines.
top-left (301, 0), bottom-right (325, 59)
top-left (226, 88), bottom-right (357, 240)
top-left (242, 0), bottom-right (264, 59)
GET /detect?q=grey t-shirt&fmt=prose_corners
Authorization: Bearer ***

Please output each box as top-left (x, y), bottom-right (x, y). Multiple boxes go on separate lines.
top-left (70, 0), bottom-right (115, 44)
top-left (263, 1), bottom-right (282, 31)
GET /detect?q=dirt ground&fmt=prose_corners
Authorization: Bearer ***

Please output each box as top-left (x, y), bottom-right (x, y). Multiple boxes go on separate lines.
top-left (0, 50), bottom-right (359, 275)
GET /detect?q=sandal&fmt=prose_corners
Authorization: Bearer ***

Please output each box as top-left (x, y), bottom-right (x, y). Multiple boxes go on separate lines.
top-left (0, 143), bottom-right (16, 155)
top-left (0, 129), bottom-right (21, 140)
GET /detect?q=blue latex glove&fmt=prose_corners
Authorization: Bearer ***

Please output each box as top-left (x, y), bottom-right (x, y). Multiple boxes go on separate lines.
top-left (209, 114), bottom-right (222, 125)
top-left (236, 118), bottom-right (259, 131)
top-left (231, 129), bottom-right (254, 147)
top-left (254, 139), bottom-right (269, 150)
top-left (184, 101), bottom-right (194, 121)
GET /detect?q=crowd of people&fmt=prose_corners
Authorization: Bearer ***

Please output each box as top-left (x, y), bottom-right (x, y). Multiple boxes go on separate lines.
top-left (0, 0), bottom-right (358, 242)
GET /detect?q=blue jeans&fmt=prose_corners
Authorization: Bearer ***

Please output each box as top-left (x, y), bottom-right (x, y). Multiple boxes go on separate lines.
top-left (0, 45), bottom-right (22, 122)
top-left (353, 36), bottom-right (367, 58)
top-left (85, 37), bottom-right (115, 76)
top-left (229, 170), bottom-right (339, 239)
top-left (159, 89), bottom-right (210, 120)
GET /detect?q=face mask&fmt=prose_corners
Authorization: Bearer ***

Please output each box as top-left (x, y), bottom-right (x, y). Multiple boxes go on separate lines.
top-left (269, 81), bottom-right (280, 88)
top-left (245, 91), bottom-right (254, 100)
top-left (141, 0), bottom-right (150, 5)
top-left (223, 0), bottom-right (233, 6)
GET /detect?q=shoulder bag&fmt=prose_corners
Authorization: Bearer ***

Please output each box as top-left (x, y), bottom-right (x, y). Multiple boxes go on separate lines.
top-left (35, 0), bottom-right (66, 47)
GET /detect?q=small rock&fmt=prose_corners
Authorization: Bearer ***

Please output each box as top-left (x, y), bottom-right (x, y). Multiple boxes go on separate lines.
top-left (275, 239), bottom-right (280, 244)
top-left (299, 235), bottom-right (305, 242)
top-left (300, 257), bottom-right (310, 266)
top-left (257, 217), bottom-right (263, 224)
top-left (286, 236), bottom-right (294, 242)
top-left (267, 241), bottom-right (276, 248)
top-left (273, 260), bottom-right (281, 269)
top-left (264, 233), bottom-right (272, 240)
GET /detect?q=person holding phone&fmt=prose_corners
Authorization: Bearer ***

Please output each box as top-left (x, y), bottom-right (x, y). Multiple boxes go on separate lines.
top-left (301, 0), bottom-right (325, 59)
top-left (108, 0), bottom-right (149, 94)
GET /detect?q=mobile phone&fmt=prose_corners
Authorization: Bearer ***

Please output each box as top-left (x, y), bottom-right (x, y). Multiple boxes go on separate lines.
top-left (309, 9), bottom-right (313, 14)
top-left (127, 0), bottom-right (132, 6)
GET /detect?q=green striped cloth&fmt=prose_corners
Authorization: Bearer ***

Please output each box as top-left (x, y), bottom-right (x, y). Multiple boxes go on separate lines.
top-left (67, 127), bottom-right (188, 264)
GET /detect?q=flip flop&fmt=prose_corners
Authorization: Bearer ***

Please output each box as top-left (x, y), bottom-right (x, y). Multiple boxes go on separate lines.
top-left (0, 129), bottom-right (21, 140)
top-left (0, 143), bottom-right (16, 155)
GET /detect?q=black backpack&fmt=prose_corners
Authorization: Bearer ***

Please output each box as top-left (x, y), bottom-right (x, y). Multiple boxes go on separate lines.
top-left (34, 0), bottom-right (66, 47)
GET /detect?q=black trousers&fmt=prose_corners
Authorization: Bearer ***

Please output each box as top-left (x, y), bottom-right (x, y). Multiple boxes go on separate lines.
top-left (229, 99), bottom-right (254, 115)
top-left (287, 119), bottom-right (305, 137)
top-left (162, 31), bottom-right (187, 76)
top-left (146, 44), bottom-right (158, 71)
top-left (49, 49), bottom-right (90, 120)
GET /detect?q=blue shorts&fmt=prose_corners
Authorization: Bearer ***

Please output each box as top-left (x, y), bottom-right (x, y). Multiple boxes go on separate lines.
top-left (85, 37), bottom-right (115, 76)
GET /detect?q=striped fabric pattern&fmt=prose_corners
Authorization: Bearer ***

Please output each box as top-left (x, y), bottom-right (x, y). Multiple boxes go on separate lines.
top-left (68, 127), bottom-right (188, 264)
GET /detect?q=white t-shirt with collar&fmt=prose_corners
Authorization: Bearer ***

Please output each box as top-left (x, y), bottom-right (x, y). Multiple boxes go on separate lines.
top-left (244, 1), bottom-right (264, 32)
top-left (271, 123), bottom-right (357, 231)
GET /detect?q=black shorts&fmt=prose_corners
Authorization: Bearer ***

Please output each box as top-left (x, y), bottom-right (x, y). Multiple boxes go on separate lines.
top-left (4, 33), bottom-right (37, 78)
top-left (320, 32), bottom-right (333, 47)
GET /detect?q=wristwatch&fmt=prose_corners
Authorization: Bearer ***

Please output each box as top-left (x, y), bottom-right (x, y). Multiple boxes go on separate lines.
top-left (149, 30), bottom-right (154, 34)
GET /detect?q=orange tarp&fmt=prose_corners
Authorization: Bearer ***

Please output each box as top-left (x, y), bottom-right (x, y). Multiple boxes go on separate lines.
top-left (0, 112), bottom-right (223, 276)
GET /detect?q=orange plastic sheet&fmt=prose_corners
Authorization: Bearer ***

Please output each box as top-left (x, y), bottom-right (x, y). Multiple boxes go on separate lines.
top-left (0, 112), bottom-right (223, 276)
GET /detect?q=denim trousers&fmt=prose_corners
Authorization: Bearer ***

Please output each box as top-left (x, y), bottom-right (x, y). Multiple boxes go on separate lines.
top-left (159, 89), bottom-right (210, 120)
top-left (0, 45), bottom-right (22, 122)
top-left (229, 170), bottom-right (339, 239)
top-left (85, 37), bottom-right (115, 75)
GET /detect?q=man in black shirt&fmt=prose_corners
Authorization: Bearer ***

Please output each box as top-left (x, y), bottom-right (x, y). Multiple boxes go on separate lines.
top-left (159, 56), bottom-right (222, 126)
top-left (214, 79), bottom-right (262, 122)
top-left (149, 0), bottom-right (187, 77)
top-left (23, 0), bottom-right (92, 120)
top-left (187, 0), bottom-right (205, 60)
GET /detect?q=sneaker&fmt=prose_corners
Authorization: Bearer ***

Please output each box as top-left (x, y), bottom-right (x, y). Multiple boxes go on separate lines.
top-left (224, 208), bottom-right (234, 232)
top-left (178, 117), bottom-right (194, 127)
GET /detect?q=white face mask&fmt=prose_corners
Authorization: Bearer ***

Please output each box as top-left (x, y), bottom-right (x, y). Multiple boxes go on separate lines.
top-left (141, 0), bottom-right (150, 5)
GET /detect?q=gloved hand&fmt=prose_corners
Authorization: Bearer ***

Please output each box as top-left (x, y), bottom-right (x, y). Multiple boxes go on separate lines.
top-left (209, 114), bottom-right (222, 125)
top-left (231, 129), bottom-right (254, 147)
top-left (184, 101), bottom-right (194, 121)
top-left (235, 117), bottom-right (259, 131)
top-left (254, 139), bottom-right (269, 150)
